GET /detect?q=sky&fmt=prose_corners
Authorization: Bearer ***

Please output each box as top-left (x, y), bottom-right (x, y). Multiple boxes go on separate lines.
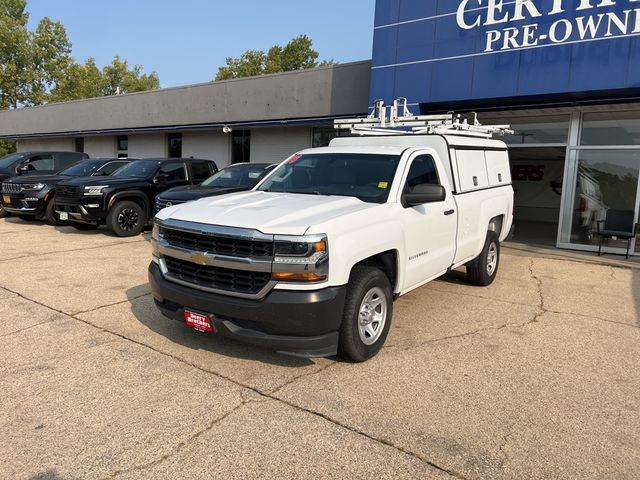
top-left (26, 0), bottom-right (376, 88)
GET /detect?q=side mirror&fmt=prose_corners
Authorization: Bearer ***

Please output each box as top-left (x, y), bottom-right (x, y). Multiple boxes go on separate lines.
top-left (16, 164), bottom-right (32, 175)
top-left (154, 172), bottom-right (170, 184)
top-left (402, 184), bottom-right (446, 208)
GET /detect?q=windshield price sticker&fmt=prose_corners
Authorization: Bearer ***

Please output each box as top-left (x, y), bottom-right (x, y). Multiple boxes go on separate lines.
top-left (378, 181), bottom-right (389, 189)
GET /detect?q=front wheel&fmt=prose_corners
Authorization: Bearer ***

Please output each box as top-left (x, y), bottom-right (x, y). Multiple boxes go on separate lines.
top-left (107, 200), bottom-right (146, 237)
top-left (0, 206), bottom-right (7, 218)
top-left (466, 231), bottom-right (500, 286)
top-left (45, 198), bottom-right (68, 226)
top-left (338, 266), bottom-right (393, 362)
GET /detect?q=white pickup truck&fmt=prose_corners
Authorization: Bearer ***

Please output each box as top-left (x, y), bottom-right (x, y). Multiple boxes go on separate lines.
top-left (150, 111), bottom-right (513, 362)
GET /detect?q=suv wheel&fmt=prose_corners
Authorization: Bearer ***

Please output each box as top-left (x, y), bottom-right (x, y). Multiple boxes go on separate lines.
top-left (45, 198), bottom-right (68, 226)
top-left (466, 231), bottom-right (500, 286)
top-left (107, 201), bottom-right (146, 237)
top-left (338, 266), bottom-right (393, 362)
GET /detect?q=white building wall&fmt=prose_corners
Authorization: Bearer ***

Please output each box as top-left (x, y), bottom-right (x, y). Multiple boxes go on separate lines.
top-left (17, 137), bottom-right (73, 152)
top-left (129, 133), bottom-right (166, 158)
top-left (84, 136), bottom-right (115, 158)
top-left (182, 131), bottom-right (230, 168)
top-left (251, 127), bottom-right (311, 164)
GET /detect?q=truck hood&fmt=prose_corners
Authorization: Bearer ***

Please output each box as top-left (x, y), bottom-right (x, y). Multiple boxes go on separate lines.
top-left (4, 174), bottom-right (70, 185)
top-left (159, 191), bottom-right (377, 235)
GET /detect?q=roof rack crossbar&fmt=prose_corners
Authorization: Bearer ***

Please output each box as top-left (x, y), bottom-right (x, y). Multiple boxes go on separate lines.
top-left (335, 98), bottom-right (513, 139)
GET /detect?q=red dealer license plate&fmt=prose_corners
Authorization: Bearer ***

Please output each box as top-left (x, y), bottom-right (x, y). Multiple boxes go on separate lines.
top-left (184, 309), bottom-right (215, 333)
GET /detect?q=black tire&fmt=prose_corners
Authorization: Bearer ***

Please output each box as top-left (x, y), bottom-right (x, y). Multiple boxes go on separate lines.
top-left (45, 198), bottom-right (68, 226)
top-left (338, 266), bottom-right (393, 362)
top-left (466, 231), bottom-right (500, 287)
top-left (70, 222), bottom-right (98, 231)
top-left (0, 206), bottom-right (7, 218)
top-left (107, 200), bottom-right (146, 237)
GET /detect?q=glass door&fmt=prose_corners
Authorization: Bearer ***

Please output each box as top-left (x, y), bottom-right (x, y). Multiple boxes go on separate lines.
top-left (561, 150), bottom-right (640, 254)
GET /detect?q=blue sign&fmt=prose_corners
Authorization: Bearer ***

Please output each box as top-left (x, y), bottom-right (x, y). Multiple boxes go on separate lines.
top-left (371, 0), bottom-right (640, 107)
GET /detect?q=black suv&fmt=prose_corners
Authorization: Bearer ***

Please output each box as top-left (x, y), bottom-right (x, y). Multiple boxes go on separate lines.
top-left (0, 151), bottom-right (89, 218)
top-left (155, 163), bottom-right (275, 215)
top-left (55, 158), bottom-right (218, 237)
top-left (1, 158), bottom-right (131, 224)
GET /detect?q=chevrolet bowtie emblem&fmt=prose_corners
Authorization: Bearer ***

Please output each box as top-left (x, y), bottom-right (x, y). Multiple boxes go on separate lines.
top-left (191, 252), bottom-right (208, 265)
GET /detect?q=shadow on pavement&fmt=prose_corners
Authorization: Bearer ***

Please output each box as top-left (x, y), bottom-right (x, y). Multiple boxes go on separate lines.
top-left (29, 470), bottom-right (63, 480)
top-left (125, 285), bottom-right (316, 368)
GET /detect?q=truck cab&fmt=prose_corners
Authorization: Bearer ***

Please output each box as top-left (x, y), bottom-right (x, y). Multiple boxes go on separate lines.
top-left (149, 103), bottom-right (514, 361)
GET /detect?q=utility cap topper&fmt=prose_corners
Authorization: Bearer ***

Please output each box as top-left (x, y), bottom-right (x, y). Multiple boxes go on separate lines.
top-left (334, 98), bottom-right (513, 139)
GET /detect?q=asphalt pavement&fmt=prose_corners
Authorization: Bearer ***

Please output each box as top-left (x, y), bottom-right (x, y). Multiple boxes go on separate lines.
top-left (1, 217), bottom-right (639, 480)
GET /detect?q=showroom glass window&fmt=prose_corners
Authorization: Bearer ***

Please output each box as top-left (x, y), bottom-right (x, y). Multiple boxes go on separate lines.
top-left (168, 133), bottom-right (182, 158)
top-left (116, 135), bottom-right (128, 158)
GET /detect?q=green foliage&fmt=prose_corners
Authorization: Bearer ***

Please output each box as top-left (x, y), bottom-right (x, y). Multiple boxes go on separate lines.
top-left (215, 35), bottom-right (334, 81)
top-left (0, 0), bottom-right (160, 107)
top-left (0, 140), bottom-right (16, 157)
top-left (50, 56), bottom-right (160, 102)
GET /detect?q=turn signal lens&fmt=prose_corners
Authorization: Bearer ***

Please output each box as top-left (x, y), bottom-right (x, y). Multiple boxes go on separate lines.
top-left (313, 240), bottom-right (326, 252)
top-left (272, 272), bottom-right (327, 282)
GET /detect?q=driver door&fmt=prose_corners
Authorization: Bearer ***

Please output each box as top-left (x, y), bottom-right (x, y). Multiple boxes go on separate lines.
top-left (153, 161), bottom-right (190, 195)
top-left (400, 152), bottom-right (457, 291)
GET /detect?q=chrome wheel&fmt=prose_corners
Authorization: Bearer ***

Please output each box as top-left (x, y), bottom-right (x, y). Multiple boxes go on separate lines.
top-left (118, 208), bottom-right (139, 232)
top-left (357, 287), bottom-right (387, 346)
top-left (486, 242), bottom-right (498, 276)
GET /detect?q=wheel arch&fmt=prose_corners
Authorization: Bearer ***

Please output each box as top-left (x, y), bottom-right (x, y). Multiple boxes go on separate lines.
top-left (350, 250), bottom-right (399, 295)
top-left (108, 192), bottom-right (151, 217)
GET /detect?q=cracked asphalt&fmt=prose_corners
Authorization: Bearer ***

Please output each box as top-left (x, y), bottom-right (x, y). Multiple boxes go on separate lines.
top-left (1, 216), bottom-right (639, 480)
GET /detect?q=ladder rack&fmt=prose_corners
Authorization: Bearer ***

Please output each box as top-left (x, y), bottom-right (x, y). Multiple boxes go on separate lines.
top-left (335, 98), bottom-right (513, 139)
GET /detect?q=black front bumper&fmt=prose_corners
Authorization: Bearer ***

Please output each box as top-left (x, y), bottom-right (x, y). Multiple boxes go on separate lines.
top-left (54, 200), bottom-right (107, 223)
top-left (2, 193), bottom-right (45, 217)
top-left (148, 261), bottom-right (346, 357)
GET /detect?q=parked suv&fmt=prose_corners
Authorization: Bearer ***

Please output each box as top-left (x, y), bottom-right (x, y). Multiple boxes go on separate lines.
top-left (155, 163), bottom-right (275, 214)
top-left (2, 158), bottom-right (131, 224)
top-left (55, 158), bottom-right (218, 236)
top-left (0, 151), bottom-right (89, 218)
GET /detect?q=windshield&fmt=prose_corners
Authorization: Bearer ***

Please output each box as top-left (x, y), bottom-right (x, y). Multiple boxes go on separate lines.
top-left (257, 153), bottom-right (400, 204)
top-left (60, 160), bottom-right (107, 177)
top-left (202, 164), bottom-right (269, 188)
top-left (111, 160), bottom-right (162, 178)
top-left (0, 153), bottom-right (25, 169)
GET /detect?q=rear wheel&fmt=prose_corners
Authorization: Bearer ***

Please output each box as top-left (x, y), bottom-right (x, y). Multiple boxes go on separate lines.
top-left (107, 200), bottom-right (146, 237)
top-left (338, 266), bottom-right (393, 362)
top-left (466, 231), bottom-right (500, 286)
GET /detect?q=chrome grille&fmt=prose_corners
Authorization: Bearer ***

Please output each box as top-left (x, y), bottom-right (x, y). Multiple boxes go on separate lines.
top-left (161, 228), bottom-right (274, 258)
top-left (2, 183), bottom-right (24, 193)
top-left (164, 257), bottom-right (271, 295)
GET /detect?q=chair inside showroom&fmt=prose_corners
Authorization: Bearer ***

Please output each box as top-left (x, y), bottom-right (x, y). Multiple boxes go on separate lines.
top-left (596, 209), bottom-right (640, 259)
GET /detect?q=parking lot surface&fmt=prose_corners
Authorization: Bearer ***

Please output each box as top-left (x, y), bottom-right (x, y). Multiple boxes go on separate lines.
top-left (1, 217), bottom-right (639, 479)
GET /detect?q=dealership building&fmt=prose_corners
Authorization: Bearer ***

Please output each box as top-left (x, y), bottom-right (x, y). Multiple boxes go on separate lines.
top-left (2, 0), bottom-right (640, 256)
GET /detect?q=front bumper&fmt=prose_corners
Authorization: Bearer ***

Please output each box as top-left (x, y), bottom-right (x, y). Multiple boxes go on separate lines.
top-left (1, 193), bottom-right (45, 216)
top-left (54, 200), bottom-right (107, 223)
top-left (148, 261), bottom-right (346, 357)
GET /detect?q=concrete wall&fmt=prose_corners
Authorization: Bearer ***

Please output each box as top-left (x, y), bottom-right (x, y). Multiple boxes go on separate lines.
top-left (182, 131), bottom-right (230, 167)
top-left (85, 136), bottom-right (115, 158)
top-left (251, 127), bottom-right (311, 164)
top-left (17, 138), bottom-right (73, 151)
top-left (0, 61), bottom-right (371, 138)
top-left (129, 133), bottom-right (166, 158)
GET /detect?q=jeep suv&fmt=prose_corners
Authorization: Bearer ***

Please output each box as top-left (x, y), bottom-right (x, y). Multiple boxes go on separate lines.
top-left (0, 151), bottom-right (89, 218)
top-left (55, 158), bottom-right (217, 236)
top-left (2, 158), bottom-right (131, 224)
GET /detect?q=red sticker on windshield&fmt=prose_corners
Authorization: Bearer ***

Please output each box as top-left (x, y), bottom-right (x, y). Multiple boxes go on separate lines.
top-left (286, 153), bottom-right (302, 164)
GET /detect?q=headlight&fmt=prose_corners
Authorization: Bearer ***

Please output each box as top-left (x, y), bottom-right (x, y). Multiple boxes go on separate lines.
top-left (29, 183), bottom-right (46, 190)
top-left (272, 235), bottom-right (328, 282)
top-left (84, 185), bottom-right (108, 196)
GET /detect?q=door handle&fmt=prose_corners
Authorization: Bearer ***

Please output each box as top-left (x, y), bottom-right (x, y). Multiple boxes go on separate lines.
top-left (444, 209), bottom-right (455, 216)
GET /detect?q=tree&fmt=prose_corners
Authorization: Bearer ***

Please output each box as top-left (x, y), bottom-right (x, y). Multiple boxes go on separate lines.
top-left (0, 0), bottom-right (72, 108)
top-left (101, 56), bottom-right (160, 96)
top-left (215, 35), bottom-right (334, 81)
top-left (0, 140), bottom-right (16, 157)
